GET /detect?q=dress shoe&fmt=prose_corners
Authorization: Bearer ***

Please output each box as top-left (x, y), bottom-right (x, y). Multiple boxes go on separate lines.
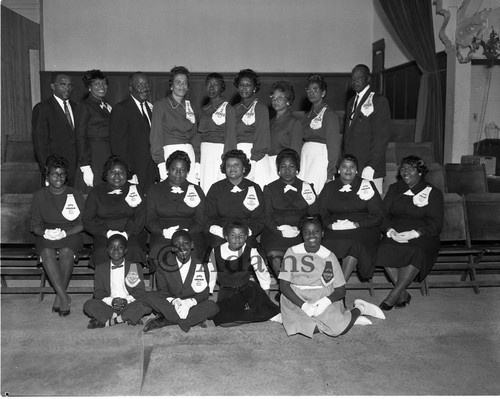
top-left (59, 307), bottom-right (70, 317)
top-left (379, 302), bottom-right (394, 311)
top-left (87, 318), bottom-right (105, 329)
top-left (197, 320), bottom-right (208, 328)
top-left (395, 293), bottom-right (412, 309)
top-left (274, 292), bottom-right (281, 303)
top-left (143, 314), bottom-right (174, 332)
top-left (354, 315), bottom-right (372, 326)
top-left (354, 299), bottom-right (386, 319)
top-left (52, 306), bottom-right (60, 313)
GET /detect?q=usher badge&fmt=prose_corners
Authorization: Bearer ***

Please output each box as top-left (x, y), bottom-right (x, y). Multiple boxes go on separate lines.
top-left (62, 194), bottom-right (80, 221)
top-left (185, 100), bottom-right (196, 123)
top-left (184, 184), bottom-right (201, 208)
top-left (243, 186), bottom-right (259, 211)
top-left (310, 106), bottom-right (326, 130)
top-left (361, 92), bottom-right (374, 117)
top-left (242, 100), bottom-right (257, 126)
top-left (357, 180), bottom-right (375, 201)
top-left (321, 261), bottom-right (335, 287)
top-left (301, 182), bottom-right (316, 205)
top-left (212, 102), bottom-right (228, 125)
top-left (191, 268), bottom-right (208, 293)
top-left (413, 186), bottom-right (432, 207)
top-left (125, 185), bottom-right (142, 207)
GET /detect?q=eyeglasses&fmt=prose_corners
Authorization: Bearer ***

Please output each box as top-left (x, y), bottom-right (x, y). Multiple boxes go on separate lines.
top-left (49, 172), bottom-right (67, 179)
top-left (305, 88), bottom-right (320, 94)
top-left (270, 95), bottom-right (287, 102)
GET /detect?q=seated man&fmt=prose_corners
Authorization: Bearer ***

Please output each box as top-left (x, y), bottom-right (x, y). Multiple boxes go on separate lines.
top-left (84, 234), bottom-right (151, 328)
top-left (143, 230), bottom-right (219, 333)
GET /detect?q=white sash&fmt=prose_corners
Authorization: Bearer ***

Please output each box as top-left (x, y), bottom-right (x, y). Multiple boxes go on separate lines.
top-left (183, 184), bottom-right (201, 208)
top-left (310, 106), bottom-right (327, 130)
top-left (413, 186), bottom-right (432, 207)
top-left (185, 100), bottom-right (196, 123)
top-left (243, 186), bottom-right (259, 211)
top-left (125, 185), bottom-right (142, 208)
top-left (212, 101), bottom-right (228, 126)
top-left (242, 100), bottom-right (257, 126)
top-left (61, 194), bottom-right (80, 221)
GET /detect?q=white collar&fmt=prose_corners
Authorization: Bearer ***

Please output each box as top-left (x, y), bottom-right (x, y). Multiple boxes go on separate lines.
top-left (355, 85), bottom-right (370, 101)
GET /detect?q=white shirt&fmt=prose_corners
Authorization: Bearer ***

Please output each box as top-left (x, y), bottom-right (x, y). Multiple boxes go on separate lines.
top-left (131, 95), bottom-right (151, 126)
top-left (177, 258), bottom-right (191, 284)
top-left (102, 261), bottom-right (135, 306)
top-left (354, 85), bottom-right (370, 110)
top-left (53, 94), bottom-right (74, 126)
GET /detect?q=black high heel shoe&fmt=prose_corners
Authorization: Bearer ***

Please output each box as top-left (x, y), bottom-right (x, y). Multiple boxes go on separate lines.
top-left (52, 306), bottom-right (60, 313)
top-left (379, 302), bottom-right (394, 311)
top-left (395, 293), bottom-right (412, 309)
top-left (59, 296), bottom-right (71, 317)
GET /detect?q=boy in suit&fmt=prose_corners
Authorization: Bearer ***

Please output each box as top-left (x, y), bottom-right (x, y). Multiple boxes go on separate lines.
top-left (84, 234), bottom-right (151, 328)
top-left (143, 230), bottom-right (219, 333)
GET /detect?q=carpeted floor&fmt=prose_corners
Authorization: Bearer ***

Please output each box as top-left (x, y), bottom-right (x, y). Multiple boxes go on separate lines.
top-left (2, 288), bottom-right (500, 396)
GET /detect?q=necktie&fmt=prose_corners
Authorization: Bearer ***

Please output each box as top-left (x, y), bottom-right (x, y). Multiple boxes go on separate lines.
top-left (111, 263), bottom-right (124, 270)
top-left (350, 94), bottom-right (359, 121)
top-left (141, 102), bottom-right (151, 127)
top-left (64, 101), bottom-right (74, 129)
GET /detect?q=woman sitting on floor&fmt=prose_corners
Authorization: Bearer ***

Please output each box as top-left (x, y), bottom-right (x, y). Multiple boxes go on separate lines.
top-left (279, 214), bottom-right (385, 338)
top-left (376, 155), bottom-right (444, 310)
top-left (30, 155), bottom-right (86, 316)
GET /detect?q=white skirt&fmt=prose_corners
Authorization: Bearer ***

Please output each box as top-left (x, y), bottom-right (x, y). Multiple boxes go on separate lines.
top-left (163, 143), bottom-right (197, 184)
top-left (298, 142), bottom-right (328, 194)
top-left (237, 143), bottom-right (274, 189)
top-left (200, 142), bottom-right (225, 194)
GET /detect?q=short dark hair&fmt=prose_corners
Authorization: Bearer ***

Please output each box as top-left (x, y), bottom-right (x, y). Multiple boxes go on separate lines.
top-left (299, 214), bottom-right (323, 231)
top-left (206, 73), bottom-right (226, 93)
top-left (234, 69), bottom-right (261, 93)
top-left (276, 148), bottom-right (301, 173)
top-left (82, 69), bottom-right (108, 89)
top-left (102, 155), bottom-right (133, 182)
top-left (220, 149), bottom-right (251, 177)
top-left (352, 64), bottom-right (371, 77)
top-left (306, 74), bottom-right (327, 93)
top-left (169, 66), bottom-right (190, 88)
top-left (400, 155), bottom-right (428, 176)
top-left (166, 150), bottom-right (191, 173)
top-left (128, 71), bottom-right (147, 86)
top-left (339, 153), bottom-right (359, 170)
top-left (270, 81), bottom-right (295, 104)
top-left (44, 155), bottom-right (68, 180)
top-left (171, 229), bottom-right (192, 243)
top-left (107, 233), bottom-right (128, 247)
top-left (223, 219), bottom-right (249, 237)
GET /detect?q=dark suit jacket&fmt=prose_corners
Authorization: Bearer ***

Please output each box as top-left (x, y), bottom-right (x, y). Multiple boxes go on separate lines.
top-left (110, 96), bottom-right (158, 192)
top-left (93, 260), bottom-right (146, 301)
top-left (343, 88), bottom-right (391, 179)
top-left (32, 96), bottom-right (78, 185)
top-left (156, 257), bottom-right (210, 304)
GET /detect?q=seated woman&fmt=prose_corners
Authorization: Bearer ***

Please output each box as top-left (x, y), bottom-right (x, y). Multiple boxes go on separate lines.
top-left (83, 155), bottom-right (147, 267)
top-left (30, 155), bottom-right (85, 316)
top-left (279, 215), bottom-right (385, 338)
top-left (318, 154), bottom-right (383, 282)
top-left (146, 150), bottom-right (206, 284)
top-left (261, 148), bottom-right (317, 279)
top-left (210, 220), bottom-right (280, 327)
top-left (376, 155), bottom-right (444, 310)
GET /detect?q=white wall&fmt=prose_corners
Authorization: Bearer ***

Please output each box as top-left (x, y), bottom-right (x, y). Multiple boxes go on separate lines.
top-left (372, 0), bottom-right (445, 68)
top-left (42, 0), bottom-right (375, 72)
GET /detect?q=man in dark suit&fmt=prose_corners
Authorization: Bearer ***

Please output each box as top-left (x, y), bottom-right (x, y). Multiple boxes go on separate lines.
top-left (343, 64), bottom-right (391, 194)
top-left (32, 74), bottom-right (79, 186)
top-left (110, 72), bottom-right (158, 193)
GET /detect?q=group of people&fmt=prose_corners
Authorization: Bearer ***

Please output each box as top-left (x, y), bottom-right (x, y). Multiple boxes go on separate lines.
top-left (30, 63), bottom-right (445, 338)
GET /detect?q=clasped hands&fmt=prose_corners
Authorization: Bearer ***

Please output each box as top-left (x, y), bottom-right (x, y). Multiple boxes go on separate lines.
top-left (43, 228), bottom-right (66, 240)
top-left (387, 228), bottom-right (420, 243)
top-left (301, 297), bottom-right (331, 317)
top-left (111, 297), bottom-right (128, 312)
top-left (171, 298), bottom-right (196, 319)
top-left (277, 225), bottom-right (300, 238)
top-left (330, 219), bottom-right (357, 230)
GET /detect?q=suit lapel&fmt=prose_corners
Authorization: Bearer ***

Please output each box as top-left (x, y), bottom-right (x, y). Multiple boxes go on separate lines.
top-left (50, 96), bottom-right (75, 134)
top-left (348, 90), bottom-right (371, 131)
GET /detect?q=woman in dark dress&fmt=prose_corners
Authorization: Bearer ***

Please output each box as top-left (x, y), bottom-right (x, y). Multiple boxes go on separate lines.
top-left (146, 150), bottom-right (206, 281)
top-left (75, 69), bottom-right (112, 189)
top-left (83, 155), bottom-right (146, 267)
top-left (30, 155), bottom-right (85, 316)
top-left (376, 155), bottom-right (444, 310)
top-left (318, 154), bottom-right (383, 282)
top-left (261, 148), bottom-right (317, 278)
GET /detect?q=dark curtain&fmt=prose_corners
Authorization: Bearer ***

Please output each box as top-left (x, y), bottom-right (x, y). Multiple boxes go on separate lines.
top-left (378, 0), bottom-right (444, 163)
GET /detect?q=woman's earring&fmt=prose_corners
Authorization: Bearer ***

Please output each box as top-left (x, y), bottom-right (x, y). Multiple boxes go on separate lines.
top-left (287, 102), bottom-right (290, 106)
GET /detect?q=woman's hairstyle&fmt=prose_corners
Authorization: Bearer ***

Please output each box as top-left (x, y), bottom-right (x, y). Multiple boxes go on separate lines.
top-left (223, 219), bottom-right (249, 237)
top-left (169, 66), bottom-right (190, 88)
top-left (166, 150), bottom-right (191, 172)
top-left (44, 154), bottom-right (68, 179)
top-left (234, 69), bottom-right (261, 93)
top-left (102, 155), bottom-right (133, 181)
top-left (270, 80), bottom-right (295, 104)
top-left (299, 214), bottom-right (323, 231)
top-left (400, 155), bottom-right (428, 176)
top-left (206, 73), bottom-right (226, 93)
top-left (276, 148), bottom-right (301, 173)
top-left (339, 153), bottom-right (359, 169)
top-left (82, 69), bottom-right (108, 89)
top-left (306, 73), bottom-right (327, 93)
top-left (220, 149), bottom-right (251, 177)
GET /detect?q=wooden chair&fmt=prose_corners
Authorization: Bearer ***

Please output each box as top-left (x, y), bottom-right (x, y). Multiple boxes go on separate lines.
top-left (428, 194), bottom-right (481, 293)
top-left (445, 163), bottom-right (488, 195)
top-left (465, 193), bottom-right (500, 286)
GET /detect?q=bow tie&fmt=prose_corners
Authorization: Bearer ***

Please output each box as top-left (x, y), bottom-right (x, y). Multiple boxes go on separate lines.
top-left (171, 187), bottom-right (184, 194)
top-left (100, 102), bottom-right (109, 110)
top-left (284, 184), bottom-right (297, 193)
top-left (403, 189), bottom-right (414, 196)
top-left (111, 263), bottom-right (124, 270)
top-left (339, 184), bottom-right (352, 192)
top-left (108, 189), bottom-right (122, 195)
top-left (230, 185), bottom-right (243, 193)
